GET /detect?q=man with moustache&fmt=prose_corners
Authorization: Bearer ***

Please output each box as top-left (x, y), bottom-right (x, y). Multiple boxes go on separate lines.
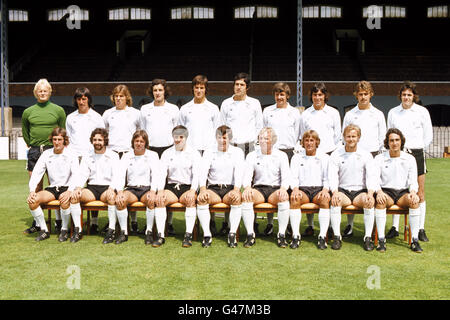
top-left (70, 128), bottom-right (119, 244)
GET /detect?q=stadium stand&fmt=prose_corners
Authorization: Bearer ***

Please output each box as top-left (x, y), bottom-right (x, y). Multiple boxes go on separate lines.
top-left (7, 2), bottom-right (450, 82)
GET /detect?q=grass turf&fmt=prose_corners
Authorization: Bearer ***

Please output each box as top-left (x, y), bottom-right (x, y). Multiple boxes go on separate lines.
top-left (0, 159), bottom-right (449, 300)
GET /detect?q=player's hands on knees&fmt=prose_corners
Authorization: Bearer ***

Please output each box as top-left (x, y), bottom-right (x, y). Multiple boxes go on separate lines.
top-left (59, 190), bottom-right (72, 205)
top-left (242, 187), bottom-right (253, 203)
top-left (197, 190), bottom-right (209, 203)
top-left (317, 188), bottom-right (330, 202)
top-left (229, 188), bottom-right (241, 203)
top-left (156, 190), bottom-right (166, 207)
top-left (116, 191), bottom-right (126, 208)
top-left (105, 188), bottom-right (116, 203)
top-left (290, 188), bottom-right (302, 203)
top-left (146, 190), bottom-right (157, 208)
top-left (27, 191), bottom-right (37, 205)
top-left (71, 187), bottom-right (82, 203)
top-left (376, 190), bottom-right (388, 205)
top-left (184, 190), bottom-right (196, 204)
top-left (363, 194), bottom-right (375, 208)
top-left (277, 188), bottom-right (289, 202)
top-left (331, 192), bottom-right (341, 207)
top-left (408, 192), bottom-right (420, 206)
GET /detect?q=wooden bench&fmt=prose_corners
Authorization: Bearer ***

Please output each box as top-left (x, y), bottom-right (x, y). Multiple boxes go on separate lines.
top-left (41, 201), bottom-right (410, 245)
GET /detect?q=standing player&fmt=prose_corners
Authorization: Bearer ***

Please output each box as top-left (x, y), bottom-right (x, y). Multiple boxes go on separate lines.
top-left (179, 74), bottom-right (221, 154)
top-left (220, 72), bottom-right (263, 234)
top-left (26, 128), bottom-right (80, 242)
top-left (299, 82), bottom-right (341, 237)
top-left (220, 72), bottom-right (263, 156)
top-left (70, 128), bottom-right (119, 244)
top-left (66, 87), bottom-right (105, 158)
top-left (290, 130), bottom-right (331, 249)
top-left (374, 128), bottom-right (422, 252)
top-left (300, 82), bottom-right (341, 155)
top-left (343, 81), bottom-right (386, 156)
top-left (179, 75), bottom-right (222, 235)
top-left (341, 81), bottom-right (386, 238)
top-left (328, 125), bottom-right (377, 251)
top-left (197, 126), bottom-right (245, 248)
top-left (262, 82), bottom-right (301, 237)
top-left (241, 128), bottom-right (291, 248)
top-left (387, 81), bottom-right (433, 242)
top-left (103, 84), bottom-right (141, 157)
top-left (113, 130), bottom-right (161, 245)
top-left (22, 79), bottom-right (66, 235)
top-left (66, 87), bottom-right (105, 233)
top-left (140, 79), bottom-right (180, 235)
top-left (140, 79), bottom-right (180, 157)
top-left (103, 84), bottom-right (142, 233)
top-left (262, 82), bottom-right (301, 162)
top-left (158, 126), bottom-right (202, 248)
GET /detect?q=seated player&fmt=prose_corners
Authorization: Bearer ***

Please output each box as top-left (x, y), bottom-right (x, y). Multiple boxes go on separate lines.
top-left (241, 127), bottom-right (291, 248)
top-left (158, 125), bottom-right (202, 248)
top-left (26, 127), bottom-right (80, 242)
top-left (113, 130), bottom-right (161, 245)
top-left (290, 130), bottom-right (331, 249)
top-left (70, 128), bottom-right (119, 244)
top-left (328, 124), bottom-right (377, 251)
top-left (374, 128), bottom-right (422, 253)
top-left (197, 125), bottom-right (245, 248)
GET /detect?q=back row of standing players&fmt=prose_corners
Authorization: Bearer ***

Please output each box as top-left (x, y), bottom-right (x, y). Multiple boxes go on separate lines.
top-left (22, 73), bottom-right (433, 252)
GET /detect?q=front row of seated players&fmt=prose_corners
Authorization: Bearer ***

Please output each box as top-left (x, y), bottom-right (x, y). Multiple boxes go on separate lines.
top-left (26, 125), bottom-right (424, 252)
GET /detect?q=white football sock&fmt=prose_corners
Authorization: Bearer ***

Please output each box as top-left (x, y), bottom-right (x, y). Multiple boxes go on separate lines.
top-left (375, 208), bottom-right (387, 240)
top-left (60, 207), bottom-right (71, 231)
top-left (409, 208), bottom-right (421, 241)
top-left (363, 207), bottom-right (375, 239)
top-left (155, 207), bottom-right (167, 237)
top-left (392, 214), bottom-right (400, 231)
top-left (70, 203), bottom-right (82, 231)
top-left (55, 208), bottom-right (61, 221)
top-left (197, 204), bottom-right (211, 237)
top-left (347, 213), bottom-right (354, 231)
top-left (30, 206), bottom-right (48, 232)
top-left (419, 201), bottom-right (426, 230)
top-left (108, 205), bottom-right (116, 230)
top-left (289, 209), bottom-right (301, 238)
top-left (306, 213), bottom-right (314, 227)
top-left (146, 208), bottom-right (155, 233)
top-left (229, 205), bottom-right (242, 233)
top-left (277, 201), bottom-right (290, 236)
top-left (241, 202), bottom-right (255, 236)
top-left (185, 207), bottom-right (197, 234)
top-left (34, 217), bottom-right (40, 228)
top-left (318, 208), bottom-right (330, 238)
top-left (116, 208), bottom-right (128, 235)
top-left (330, 206), bottom-right (342, 237)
